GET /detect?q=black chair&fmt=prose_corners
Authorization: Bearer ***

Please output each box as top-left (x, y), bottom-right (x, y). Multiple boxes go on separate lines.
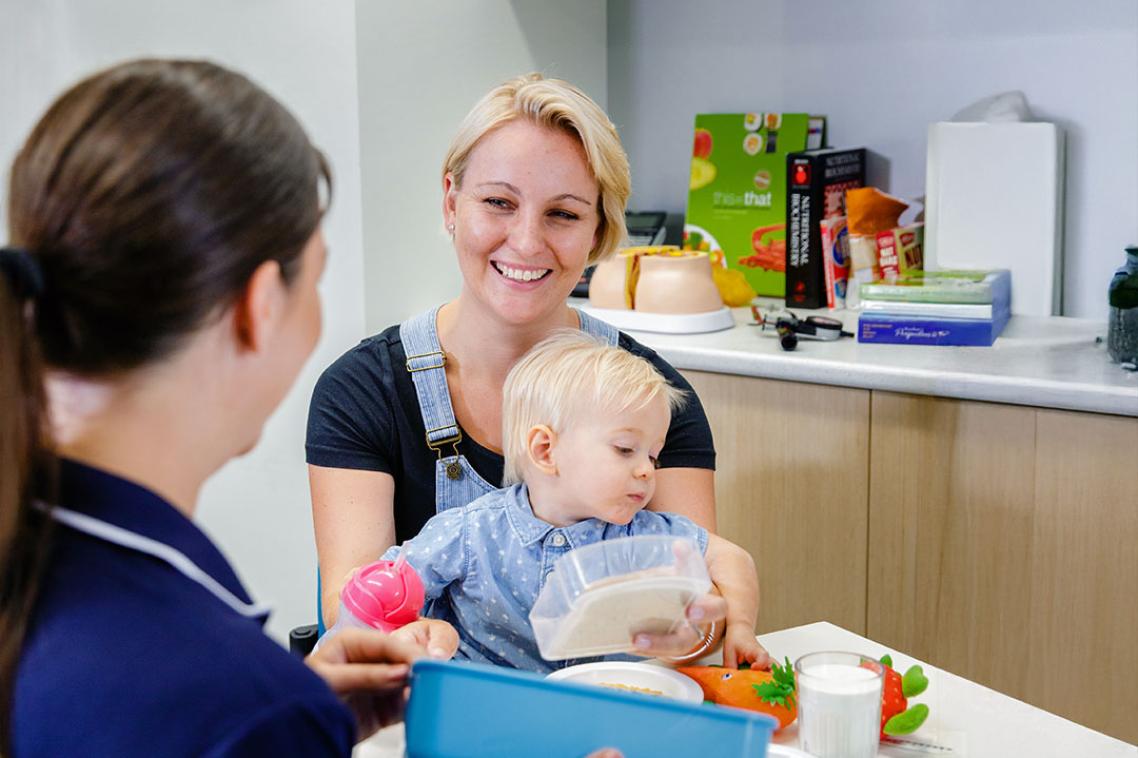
top-left (289, 624), bottom-right (319, 657)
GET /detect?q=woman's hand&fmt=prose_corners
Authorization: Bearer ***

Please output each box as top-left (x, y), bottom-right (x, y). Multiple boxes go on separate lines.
top-left (631, 593), bottom-right (727, 658)
top-left (305, 628), bottom-right (421, 741)
top-left (389, 617), bottom-right (459, 661)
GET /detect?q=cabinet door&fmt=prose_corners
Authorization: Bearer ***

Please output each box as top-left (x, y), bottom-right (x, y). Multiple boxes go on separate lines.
top-left (867, 392), bottom-right (1137, 743)
top-left (681, 371), bottom-right (870, 635)
top-left (1026, 409), bottom-right (1138, 742)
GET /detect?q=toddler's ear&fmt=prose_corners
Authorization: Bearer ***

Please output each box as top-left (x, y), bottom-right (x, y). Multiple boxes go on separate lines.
top-left (526, 424), bottom-right (558, 476)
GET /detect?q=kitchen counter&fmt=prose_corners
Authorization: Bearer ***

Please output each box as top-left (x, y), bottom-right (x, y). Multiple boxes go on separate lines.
top-left (587, 302), bottom-right (1138, 418)
top-left (354, 622), bottom-right (1136, 758)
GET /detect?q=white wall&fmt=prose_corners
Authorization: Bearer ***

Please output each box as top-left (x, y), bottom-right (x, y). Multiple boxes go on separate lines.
top-left (1, 0), bottom-right (610, 642)
top-left (354, 0), bottom-right (608, 333)
top-left (0, 0), bottom-right (367, 642)
top-left (608, 0), bottom-right (1138, 318)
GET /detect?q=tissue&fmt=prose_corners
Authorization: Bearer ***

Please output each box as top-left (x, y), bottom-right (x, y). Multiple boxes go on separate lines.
top-left (950, 91), bottom-right (1031, 123)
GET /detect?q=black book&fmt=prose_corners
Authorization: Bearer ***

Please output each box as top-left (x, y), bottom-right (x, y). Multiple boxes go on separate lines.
top-left (785, 147), bottom-right (866, 308)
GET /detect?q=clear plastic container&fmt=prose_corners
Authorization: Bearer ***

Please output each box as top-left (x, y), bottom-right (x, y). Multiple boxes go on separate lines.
top-left (319, 555), bottom-right (424, 647)
top-left (529, 535), bottom-right (710, 661)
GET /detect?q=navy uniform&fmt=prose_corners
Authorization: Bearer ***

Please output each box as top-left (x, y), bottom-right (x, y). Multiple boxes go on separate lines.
top-left (13, 459), bottom-right (355, 756)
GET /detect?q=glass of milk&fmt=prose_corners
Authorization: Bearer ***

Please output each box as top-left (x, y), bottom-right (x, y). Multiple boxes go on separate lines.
top-left (795, 651), bottom-right (885, 758)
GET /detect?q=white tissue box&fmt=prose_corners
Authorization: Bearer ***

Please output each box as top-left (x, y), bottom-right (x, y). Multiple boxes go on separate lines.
top-left (924, 122), bottom-right (1064, 316)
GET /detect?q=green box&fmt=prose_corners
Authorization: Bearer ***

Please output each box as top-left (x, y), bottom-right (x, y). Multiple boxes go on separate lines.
top-left (683, 113), bottom-right (824, 297)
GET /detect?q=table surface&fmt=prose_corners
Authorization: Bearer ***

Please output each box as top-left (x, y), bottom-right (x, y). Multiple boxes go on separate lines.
top-left (354, 621), bottom-right (1136, 757)
top-left (571, 299), bottom-right (1138, 418)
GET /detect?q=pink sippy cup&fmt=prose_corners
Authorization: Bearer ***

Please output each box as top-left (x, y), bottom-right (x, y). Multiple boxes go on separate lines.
top-left (324, 554), bottom-right (425, 641)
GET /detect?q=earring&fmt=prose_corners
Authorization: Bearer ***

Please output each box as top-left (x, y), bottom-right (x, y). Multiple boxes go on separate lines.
top-left (446, 222), bottom-right (455, 235)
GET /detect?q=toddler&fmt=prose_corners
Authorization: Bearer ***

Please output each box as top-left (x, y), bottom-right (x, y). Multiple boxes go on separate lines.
top-left (382, 330), bottom-right (769, 673)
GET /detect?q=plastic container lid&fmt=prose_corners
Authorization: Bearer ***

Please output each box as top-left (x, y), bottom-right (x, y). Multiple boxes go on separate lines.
top-left (529, 535), bottom-right (710, 661)
top-left (340, 555), bottom-right (424, 632)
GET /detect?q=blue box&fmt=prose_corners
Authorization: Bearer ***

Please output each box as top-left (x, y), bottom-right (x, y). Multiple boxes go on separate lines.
top-left (857, 307), bottom-right (1011, 346)
top-left (405, 660), bottom-right (777, 757)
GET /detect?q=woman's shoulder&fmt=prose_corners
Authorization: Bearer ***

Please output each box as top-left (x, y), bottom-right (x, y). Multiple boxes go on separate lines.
top-left (319, 324), bottom-right (407, 383)
top-left (16, 539), bottom-right (353, 754)
top-left (616, 331), bottom-right (693, 388)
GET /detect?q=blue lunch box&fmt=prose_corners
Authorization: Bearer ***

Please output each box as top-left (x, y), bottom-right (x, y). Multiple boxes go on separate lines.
top-left (404, 659), bottom-right (777, 757)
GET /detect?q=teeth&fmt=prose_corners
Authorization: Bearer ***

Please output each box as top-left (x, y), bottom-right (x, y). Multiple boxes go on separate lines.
top-left (495, 263), bottom-right (549, 282)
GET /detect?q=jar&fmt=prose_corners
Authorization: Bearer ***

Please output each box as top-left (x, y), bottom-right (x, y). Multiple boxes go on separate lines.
top-left (1106, 246), bottom-right (1138, 366)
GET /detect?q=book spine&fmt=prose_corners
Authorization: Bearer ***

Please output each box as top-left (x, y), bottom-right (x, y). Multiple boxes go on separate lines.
top-left (786, 155), bottom-right (825, 308)
top-left (859, 300), bottom-right (996, 319)
top-left (857, 313), bottom-right (1006, 346)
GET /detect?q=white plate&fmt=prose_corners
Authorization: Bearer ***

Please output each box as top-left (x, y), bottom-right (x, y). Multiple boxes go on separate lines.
top-left (579, 304), bottom-right (736, 334)
top-left (546, 661), bottom-right (704, 703)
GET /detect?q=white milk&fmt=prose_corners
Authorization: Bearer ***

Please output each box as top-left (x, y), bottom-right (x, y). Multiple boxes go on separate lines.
top-left (797, 661), bottom-right (883, 758)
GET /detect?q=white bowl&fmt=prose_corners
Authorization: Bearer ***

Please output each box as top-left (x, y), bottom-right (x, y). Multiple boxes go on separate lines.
top-left (546, 661), bottom-right (704, 704)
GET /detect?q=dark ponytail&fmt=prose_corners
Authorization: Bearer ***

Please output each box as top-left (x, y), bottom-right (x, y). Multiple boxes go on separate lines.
top-left (0, 59), bottom-right (331, 750)
top-left (0, 253), bottom-right (54, 752)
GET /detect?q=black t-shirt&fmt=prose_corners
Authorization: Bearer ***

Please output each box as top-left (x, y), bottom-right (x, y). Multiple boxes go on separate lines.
top-left (305, 324), bottom-right (716, 542)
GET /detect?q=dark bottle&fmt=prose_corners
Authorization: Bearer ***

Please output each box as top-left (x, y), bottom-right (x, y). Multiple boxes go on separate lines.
top-left (1106, 245), bottom-right (1138, 366)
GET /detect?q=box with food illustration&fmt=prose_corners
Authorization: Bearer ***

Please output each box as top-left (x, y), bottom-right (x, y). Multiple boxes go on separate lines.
top-left (684, 113), bottom-right (825, 297)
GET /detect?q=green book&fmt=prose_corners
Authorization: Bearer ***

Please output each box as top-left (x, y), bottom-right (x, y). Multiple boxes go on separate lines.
top-left (859, 269), bottom-right (1011, 306)
top-left (683, 113), bottom-right (825, 298)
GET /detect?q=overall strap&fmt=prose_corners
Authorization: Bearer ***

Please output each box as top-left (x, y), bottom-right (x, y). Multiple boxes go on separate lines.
top-left (575, 307), bottom-right (620, 346)
top-left (399, 306), bottom-right (462, 460)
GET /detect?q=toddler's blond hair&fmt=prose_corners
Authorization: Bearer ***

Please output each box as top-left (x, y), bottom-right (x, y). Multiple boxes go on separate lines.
top-left (501, 330), bottom-right (686, 486)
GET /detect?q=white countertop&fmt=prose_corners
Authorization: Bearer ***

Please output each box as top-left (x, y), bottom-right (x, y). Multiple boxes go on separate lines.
top-left (584, 302), bottom-right (1138, 418)
top-left (355, 621), bottom-right (1134, 757)
top-left (760, 622), bottom-right (1134, 758)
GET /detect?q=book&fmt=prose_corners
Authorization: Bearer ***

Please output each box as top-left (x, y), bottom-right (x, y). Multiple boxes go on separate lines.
top-left (820, 216), bottom-right (849, 309)
top-left (858, 269), bottom-right (1011, 306)
top-left (785, 147), bottom-right (866, 309)
top-left (857, 309), bottom-right (1011, 346)
top-left (859, 299), bottom-right (997, 319)
top-left (684, 113), bottom-right (826, 298)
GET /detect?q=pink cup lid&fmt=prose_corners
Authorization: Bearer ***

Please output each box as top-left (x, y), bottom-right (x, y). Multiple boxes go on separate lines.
top-left (341, 555), bottom-right (424, 632)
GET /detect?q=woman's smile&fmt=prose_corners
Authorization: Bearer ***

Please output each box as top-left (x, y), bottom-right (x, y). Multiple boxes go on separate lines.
top-left (491, 260), bottom-right (553, 284)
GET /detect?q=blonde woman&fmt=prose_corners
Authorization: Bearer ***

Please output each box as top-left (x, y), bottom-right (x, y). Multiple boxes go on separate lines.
top-left (307, 74), bottom-right (726, 657)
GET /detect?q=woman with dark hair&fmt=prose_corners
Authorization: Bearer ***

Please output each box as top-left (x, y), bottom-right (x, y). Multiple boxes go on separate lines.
top-left (0, 59), bottom-right (459, 755)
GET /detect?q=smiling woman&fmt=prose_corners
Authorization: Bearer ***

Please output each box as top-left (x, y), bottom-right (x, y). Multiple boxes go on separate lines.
top-left (306, 73), bottom-right (729, 659)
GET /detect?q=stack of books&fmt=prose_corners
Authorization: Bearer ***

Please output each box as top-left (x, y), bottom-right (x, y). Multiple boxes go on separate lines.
top-left (857, 269), bottom-right (1012, 346)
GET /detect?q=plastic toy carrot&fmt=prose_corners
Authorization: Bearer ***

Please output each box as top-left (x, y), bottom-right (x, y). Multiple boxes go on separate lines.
top-left (677, 658), bottom-right (797, 730)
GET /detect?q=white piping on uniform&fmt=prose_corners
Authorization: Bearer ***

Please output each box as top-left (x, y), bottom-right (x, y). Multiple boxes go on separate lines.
top-left (38, 503), bottom-right (272, 619)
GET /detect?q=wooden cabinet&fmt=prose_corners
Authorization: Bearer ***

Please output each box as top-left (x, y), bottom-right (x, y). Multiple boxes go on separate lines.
top-left (867, 394), bottom-right (1137, 743)
top-left (683, 372), bottom-right (1137, 743)
top-left (681, 370), bottom-right (870, 636)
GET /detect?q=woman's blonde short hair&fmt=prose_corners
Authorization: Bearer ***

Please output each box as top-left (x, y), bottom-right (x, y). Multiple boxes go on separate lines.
top-left (442, 73), bottom-right (631, 265)
top-left (501, 330), bottom-right (686, 486)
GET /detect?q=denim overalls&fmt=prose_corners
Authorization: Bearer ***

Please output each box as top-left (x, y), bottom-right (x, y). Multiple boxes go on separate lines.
top-left (399, 304), bottom-right (619, 513)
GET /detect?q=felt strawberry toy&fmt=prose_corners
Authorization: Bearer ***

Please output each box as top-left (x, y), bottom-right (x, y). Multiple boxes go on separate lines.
top-left (872, 654), bottom-right (930, 737)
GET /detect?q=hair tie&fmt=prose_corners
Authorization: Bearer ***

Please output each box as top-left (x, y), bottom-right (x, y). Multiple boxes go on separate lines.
top-left (0, 246), bottom-right (45, 300)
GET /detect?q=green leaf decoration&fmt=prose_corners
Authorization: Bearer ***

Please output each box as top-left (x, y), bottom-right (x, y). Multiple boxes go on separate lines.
top-left (880, 654), bottom-right (894, 668)
top-left (884, 704), bottom-right (930, 735)
top-left (753, 657), bottom-right (797, 708)
top-left (902, 665), bottom-right (928, 698)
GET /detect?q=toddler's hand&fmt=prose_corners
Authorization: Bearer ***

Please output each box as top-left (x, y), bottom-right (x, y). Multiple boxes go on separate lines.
top-left (389, 618), bottom-right (459, 661)
top-left (723, 623), bottom-right (772, 670)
